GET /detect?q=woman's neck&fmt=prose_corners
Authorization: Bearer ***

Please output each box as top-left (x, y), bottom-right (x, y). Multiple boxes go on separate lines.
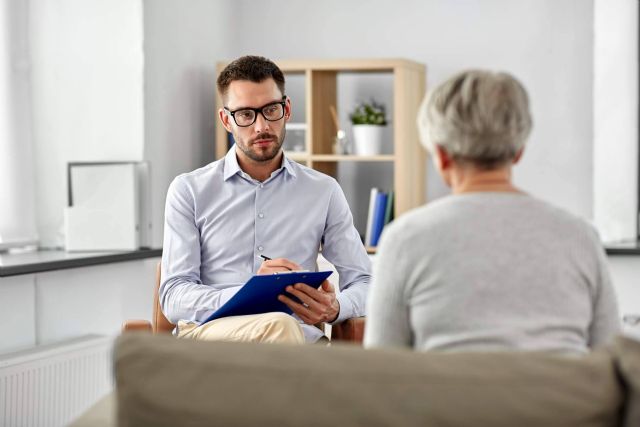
top-left (448, 165), bottom-right (521, 194)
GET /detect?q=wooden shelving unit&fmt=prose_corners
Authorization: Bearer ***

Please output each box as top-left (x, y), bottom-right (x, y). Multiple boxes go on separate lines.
top-left (215, 58), bottom-right (426, 227)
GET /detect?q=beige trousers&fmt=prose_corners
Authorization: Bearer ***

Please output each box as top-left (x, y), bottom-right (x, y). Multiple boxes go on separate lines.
top-left (177, 312), bottom-right (305, 344)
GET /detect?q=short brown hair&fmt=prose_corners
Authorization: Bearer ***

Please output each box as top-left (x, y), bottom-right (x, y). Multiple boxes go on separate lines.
top-left (217, 55), bottom-right (286, 100)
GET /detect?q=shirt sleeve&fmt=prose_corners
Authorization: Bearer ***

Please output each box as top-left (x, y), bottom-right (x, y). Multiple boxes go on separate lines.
top-left (588, 233), bottom-right (621, 348)
top-left (363, 220), bottom-right (413, 349)
top-left (319, 181), bottom-right (372, 324)
top-left (159, 177), bottom-right (238, 324)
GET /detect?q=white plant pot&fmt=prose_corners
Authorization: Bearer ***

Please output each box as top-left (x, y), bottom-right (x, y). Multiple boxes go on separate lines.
top-left (352, 124), bottom-right (385, 156)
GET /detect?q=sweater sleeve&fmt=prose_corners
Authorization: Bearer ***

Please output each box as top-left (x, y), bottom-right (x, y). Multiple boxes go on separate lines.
top-left (588, 232), bottom-right (621, 348)
top-left (363, 221), bottom-right (413, 349)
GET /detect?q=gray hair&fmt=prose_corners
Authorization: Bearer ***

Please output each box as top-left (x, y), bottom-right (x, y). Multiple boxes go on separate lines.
top-left (417, 70), bottom-right (532, 169)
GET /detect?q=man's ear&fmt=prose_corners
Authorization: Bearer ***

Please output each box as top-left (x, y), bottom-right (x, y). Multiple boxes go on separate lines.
top-left (218, 108), bottom-right (233, 133)
top-left (284, 97), bottom-right (292, 122)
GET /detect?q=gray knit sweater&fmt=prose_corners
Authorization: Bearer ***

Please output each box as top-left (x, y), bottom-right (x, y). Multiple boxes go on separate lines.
top-left (363, 193), bottom-right (620, 353)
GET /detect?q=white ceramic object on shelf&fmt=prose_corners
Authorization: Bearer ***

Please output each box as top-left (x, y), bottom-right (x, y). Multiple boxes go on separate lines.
top-left (352, 124), bottom-right (385, 155)
top-left (284, 122), bottom-right (307, 152)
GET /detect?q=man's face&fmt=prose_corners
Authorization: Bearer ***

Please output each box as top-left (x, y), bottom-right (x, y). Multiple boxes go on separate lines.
top-left (219, 78), bottom-right (290, 163)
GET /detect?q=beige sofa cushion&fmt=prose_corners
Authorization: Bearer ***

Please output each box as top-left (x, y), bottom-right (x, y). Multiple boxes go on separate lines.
top-left (615, 336), bottom-right (640, 427)
top-left (115, 333), bottom-right (623, 427)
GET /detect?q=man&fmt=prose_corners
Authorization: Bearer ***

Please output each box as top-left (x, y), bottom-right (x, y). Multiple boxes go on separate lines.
top-left (160, 55), bottom-right (371, 343)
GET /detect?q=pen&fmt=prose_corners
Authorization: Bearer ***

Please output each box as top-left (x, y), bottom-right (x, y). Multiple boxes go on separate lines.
top-left (258, 254), bottom-right (308, 273)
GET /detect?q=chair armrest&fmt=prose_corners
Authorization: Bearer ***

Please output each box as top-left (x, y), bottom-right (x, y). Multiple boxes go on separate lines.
top-left (331, 317), bottom-right (365, 343)
top-left (122, 320), bottom-right (153, 333)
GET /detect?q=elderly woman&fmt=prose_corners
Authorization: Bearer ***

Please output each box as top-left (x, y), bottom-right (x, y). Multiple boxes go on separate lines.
top-left (363, 70), bottom-right (620, 353)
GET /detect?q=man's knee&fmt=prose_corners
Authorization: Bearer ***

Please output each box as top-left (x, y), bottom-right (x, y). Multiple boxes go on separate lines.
top-left (257, 312), bottom-right (305, 344)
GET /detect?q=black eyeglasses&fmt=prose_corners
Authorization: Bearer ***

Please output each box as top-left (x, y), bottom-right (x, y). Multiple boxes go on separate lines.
top-left (224, 96), bottom-right (287, 127)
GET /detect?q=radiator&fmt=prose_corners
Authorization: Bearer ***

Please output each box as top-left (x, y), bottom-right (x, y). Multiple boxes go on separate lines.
top-left (0, 335), bottom-right (114, 427)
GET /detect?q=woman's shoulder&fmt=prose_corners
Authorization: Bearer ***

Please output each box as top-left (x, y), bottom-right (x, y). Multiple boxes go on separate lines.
top-left (389, 193), bottom-right (598, 240)
top-left (514, 195), bottom-right (599, 236)
top-left (382, 195), bottom-right (462, 240)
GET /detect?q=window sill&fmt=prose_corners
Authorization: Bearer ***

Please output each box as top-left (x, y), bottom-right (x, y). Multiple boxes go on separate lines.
top-left (604, 240), bottom-right (640, 256)
top-left (0, 248), bottom-right (162, 277)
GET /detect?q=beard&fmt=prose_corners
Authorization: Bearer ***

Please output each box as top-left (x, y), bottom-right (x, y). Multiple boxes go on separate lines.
top-left (233, 127), bottom-right (286, 163)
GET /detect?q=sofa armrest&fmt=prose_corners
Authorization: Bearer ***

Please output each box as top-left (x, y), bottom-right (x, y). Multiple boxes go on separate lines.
top-left (122, 320), bottom-right (153, 333)
top-left (331, 317), bottom-right (365, 343)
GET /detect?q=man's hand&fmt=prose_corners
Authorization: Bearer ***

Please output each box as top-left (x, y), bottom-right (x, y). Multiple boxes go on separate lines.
top-left (257, 258), bottom-right (301, 275)
top-left (278, 280), bottom-right (340, 325)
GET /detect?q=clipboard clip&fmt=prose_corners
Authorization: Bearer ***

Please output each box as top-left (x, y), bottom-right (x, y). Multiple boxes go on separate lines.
top-left (272, 270), bottom-right (310, 275)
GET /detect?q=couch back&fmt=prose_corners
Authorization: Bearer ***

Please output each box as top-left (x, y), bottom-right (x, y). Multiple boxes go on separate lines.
top-left (114, 334), bottom-right (640, 427)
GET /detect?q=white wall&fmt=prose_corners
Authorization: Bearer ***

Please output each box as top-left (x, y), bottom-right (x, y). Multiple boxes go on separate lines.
top-left (142, 0), bottom-right (232, 247)
top-left (0, 274), bottom-right (36, 353)
top-left (29, 0), bottom-right (145, 248)
top-left (0, 258), bottom-right (158, 354)
top-left (231, 0), bottom-right (640, 316)
top-left (234, 0), bottom-right (596, 221)
top-left (35, 259), bottom-right (158, 345)
top-left (607, 257), bottom-right (640, 330)
top-left (16, 0), bottom-right (640, 320)
top-left (0, 0), bottom-right (38, 247)
top-left (593, 0), bottom-right (640, 320)
top-left (24, 0), bottom-right (615, 248)
top-left (593, 0), bottom-right (638, 243)
top-left (28, 0), bottom-right (233, 248)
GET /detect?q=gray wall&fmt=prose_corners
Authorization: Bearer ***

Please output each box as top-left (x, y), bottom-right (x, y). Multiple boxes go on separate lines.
top-left (30, 0), bottom-right (145, 248)
top-left (227, 0), bottom-right (640, 318)
top-left (143, 0), bottom-right (232, 247)
top-left (593, 0), bottom-right (638, 242)
top-left (26, 0), bottom-right (599, 247)
top-left (233, 0), bottom-right (595, 222)
top-left (21, 0), bottom-right (640, 317)
top-left (28, 0), bottom-right (233, 249)
top-left (0, 0), bottom-right (38, 247)
top-left (593, 0), bottom-right (640, 322)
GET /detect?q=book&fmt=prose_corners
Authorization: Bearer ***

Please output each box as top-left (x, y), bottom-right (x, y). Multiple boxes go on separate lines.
top-left (370, 191), bottom-right (388, 247)
top-left (364, 188), bottom-right (379, 246)
top-left (199, 270), bottom-right (333, 325)
top-left (384, 190), bottom-right (394, 225)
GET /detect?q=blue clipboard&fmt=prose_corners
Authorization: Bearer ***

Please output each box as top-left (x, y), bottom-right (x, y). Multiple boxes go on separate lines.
top-left (200, 270), bottom-right (333, 325)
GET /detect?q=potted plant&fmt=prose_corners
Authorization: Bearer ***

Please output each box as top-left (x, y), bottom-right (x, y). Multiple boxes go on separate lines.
top-left (349, 99), bottom-right (388, 155)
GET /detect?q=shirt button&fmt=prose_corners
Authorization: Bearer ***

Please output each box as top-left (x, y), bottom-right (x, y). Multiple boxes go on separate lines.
top-left (258, 213), bottom-right (264, 219)
top-left (258, 246), bottom-right (264, 251)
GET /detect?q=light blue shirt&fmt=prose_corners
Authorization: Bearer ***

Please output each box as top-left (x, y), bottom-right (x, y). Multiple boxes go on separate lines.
top-left (160, 147), bottom-right (371, 342)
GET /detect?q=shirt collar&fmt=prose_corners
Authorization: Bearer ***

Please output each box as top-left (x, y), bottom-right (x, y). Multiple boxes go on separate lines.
top-left (223, 146), bottom-right (242, 181)
top-left (223, 146), bottom-right (297, 181)
top-left (281, 155), bottom-right (297, 178)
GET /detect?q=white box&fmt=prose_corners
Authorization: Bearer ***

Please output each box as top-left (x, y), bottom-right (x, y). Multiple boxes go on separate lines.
top-left (64, 162), bottom-right (151, 251)
top-left (284, 123), bottom-right (307, 152)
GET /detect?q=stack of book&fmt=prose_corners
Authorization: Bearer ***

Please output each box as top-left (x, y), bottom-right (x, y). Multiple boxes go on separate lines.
top-left (364, 188), bottom-right (394, 248)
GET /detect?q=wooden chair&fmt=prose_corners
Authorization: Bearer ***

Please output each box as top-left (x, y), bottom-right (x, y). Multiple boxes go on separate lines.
top-left (122, 263), bottom-right (365, 343)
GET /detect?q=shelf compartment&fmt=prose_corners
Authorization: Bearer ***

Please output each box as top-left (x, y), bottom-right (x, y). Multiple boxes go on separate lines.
top-left (307, 70), bottom-right (337, 156)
